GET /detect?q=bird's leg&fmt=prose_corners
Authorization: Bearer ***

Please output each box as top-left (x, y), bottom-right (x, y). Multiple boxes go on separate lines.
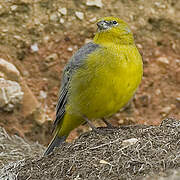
top-left (83, 116), bottom-right (98, 132)
top-left (102, 118), bottom-right (114, 129)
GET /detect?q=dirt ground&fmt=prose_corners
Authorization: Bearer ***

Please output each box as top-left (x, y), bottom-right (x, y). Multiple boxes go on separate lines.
top-left (0, 0), bottom-right (179, 146)
top-left (1, 118), bottom-right (180, 179)
top-left (0, 0), bottom-right (179, 177)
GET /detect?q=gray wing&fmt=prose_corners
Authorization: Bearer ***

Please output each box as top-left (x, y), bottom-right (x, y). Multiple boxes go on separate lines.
top-left (52, 42), bottom-right (100, 131)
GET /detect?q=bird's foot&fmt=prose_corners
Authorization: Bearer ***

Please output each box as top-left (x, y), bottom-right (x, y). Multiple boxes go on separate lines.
top-left (102, 118), bottom-right (114, 129)
top-left (83, 116), bottom-right (99, 133)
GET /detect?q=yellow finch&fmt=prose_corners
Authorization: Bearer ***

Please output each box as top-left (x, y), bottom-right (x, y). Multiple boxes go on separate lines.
top-left (44, 17), bottom-right (143, 155)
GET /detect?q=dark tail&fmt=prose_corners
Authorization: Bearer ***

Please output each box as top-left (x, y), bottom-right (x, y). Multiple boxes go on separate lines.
top-left (43, 135), bottom-right (67, 156)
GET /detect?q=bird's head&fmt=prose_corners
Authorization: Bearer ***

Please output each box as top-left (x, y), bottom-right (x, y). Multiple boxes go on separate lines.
top-left (94, 17), bottom-right (134, 45)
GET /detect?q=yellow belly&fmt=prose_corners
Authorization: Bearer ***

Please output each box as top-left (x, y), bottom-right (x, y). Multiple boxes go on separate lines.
top-left (67, 45), bottom-right (143, 119)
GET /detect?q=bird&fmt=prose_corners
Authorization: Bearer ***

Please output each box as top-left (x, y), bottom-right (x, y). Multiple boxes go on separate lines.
top-left (44, 17), bottom-right (143, 156)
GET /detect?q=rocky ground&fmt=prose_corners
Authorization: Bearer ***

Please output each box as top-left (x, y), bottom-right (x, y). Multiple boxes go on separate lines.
top-left (0, 0), bottom-right (179, 145)
top-left (1, 118), bottom-right (180, 179)
top-left (0, 0), bottom-right (179, 178)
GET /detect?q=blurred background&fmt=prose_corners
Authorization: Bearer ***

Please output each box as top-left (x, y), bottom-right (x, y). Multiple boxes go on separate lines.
top-left (0, 0), bottom-right (179, 148)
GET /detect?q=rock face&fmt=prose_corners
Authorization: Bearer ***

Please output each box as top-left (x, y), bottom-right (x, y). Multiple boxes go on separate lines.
top-left (0, 58), bottom-right (20, 82)
top-left (0, 78), bottom-right (24, 111)
top-left (0, 58), bottom-right (48, 141)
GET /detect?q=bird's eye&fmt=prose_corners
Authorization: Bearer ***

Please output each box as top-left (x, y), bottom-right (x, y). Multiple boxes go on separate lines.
top-left (112, 20), bottom-right (118, 25)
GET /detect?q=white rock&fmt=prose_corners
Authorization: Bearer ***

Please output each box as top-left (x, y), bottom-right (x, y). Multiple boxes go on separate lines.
top-left (59, 18), bottom-right (65, 24)
top-left (161, 106), bottom-right (172, 114)
top-left (99, 160), bottom-right (110, 165)
top-left (89, 17), bottom-right (97, 23)
top-left (10, 5), bottom-right (17, 11)
top-left (157, 57), bottom-right (169, 65)
top-left (137, 43), bottom-right (142, 49)
top-left (45, 53), bottom-right (58, 62)
top-left (86, 0), bottom-right (103, 8)
top-left (0, 78), bottom-right (24, 111)
top-left (176, 97), bottom-right (180, 102)
top-left (139, 5), bottom-right (144, 10)
top-left (31, 43), bottom-right (39, 52)
top-left (67, 47), bottom-right (73, 52)
top-left (122, 138), bottom-right (139, 147)
top-left (39, 90), bottom-right (47, 99)
top-left (85, 39), bottom-right (92, 44)
top-left (75, 11), bottom-right (84, 20)
top-left (50, 13), bottom-right (59, 21)
top-left (0, 58), bottom-right (20, 81)
top-left (58, 7), bottom-right (67, 15)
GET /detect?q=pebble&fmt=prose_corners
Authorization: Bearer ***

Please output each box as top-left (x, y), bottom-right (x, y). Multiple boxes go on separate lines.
top-left (86, 0), bottom-right (103, 8)
top-left (58, 7), bottom-right (67, 15)
top-left (0, 78), bottom-right (24, 112)
top-left (60, 18), bottom-right (65, 24)
top-left (137, 44), bottom-right (142, 49)
top-left (39, 90), bottom-right (47, 99)
top-left (161, 106), bottom-right (172, 116)
top-left (100, 160), bottom-right (110, 165)
top-left (122, 138), bottom-right (139, 147)
top-left (50, 13), bottom-right (59, 21)
top-left (89, 17), bottom-right (97, 23)
top-left (31, 43), bottom-right (39, 52)
top-left (67, 47), bottom-right (73, 52)
top-left (10, 5), bottom-right (17, 11)
top-left (75, 11), bottom-right (84, 20)
top-left (157, 56), bottom-right (169, 65)
top-left (85, 38), bottom-right (92, 44)
top-left (0, 58), bottom-right (20, 82)
top-left (139, 5), bottom-right (144, 10)
top-left (176, 97), bottom-right (180, 102)
top-left (45, 53), bottom-right (58, 62)
top-left (155, 89), bottom-right (161, 95)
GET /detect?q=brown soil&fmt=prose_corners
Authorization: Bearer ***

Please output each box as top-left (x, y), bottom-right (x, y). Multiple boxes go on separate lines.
top-left (1, 118), bottom-right (180, 179)
top-left (0, 0), bottom-right (179, 149)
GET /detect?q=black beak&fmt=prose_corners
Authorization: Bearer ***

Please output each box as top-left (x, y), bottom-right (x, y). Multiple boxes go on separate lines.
top-left (97, 20), bottom-right (110, 30)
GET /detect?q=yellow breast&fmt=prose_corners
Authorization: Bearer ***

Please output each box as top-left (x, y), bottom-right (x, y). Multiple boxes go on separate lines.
top-left (68, 44), bottom-right (143, 119)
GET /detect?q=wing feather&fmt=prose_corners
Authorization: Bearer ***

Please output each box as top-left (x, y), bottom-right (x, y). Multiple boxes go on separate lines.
top-left (52, 42), bottom-right (100, 132)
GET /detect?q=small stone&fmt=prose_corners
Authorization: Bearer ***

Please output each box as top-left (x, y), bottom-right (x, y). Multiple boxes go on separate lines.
top-left (31, 43), bottom-right (39, 52)
top-left (157, 57), bottom-right (169, 65)
top-left (139, 5), bottom-right (144, 10)
top-left (67, 47), bottom-right (73, 52)
top-left (60, 18), bottom-right (65, 24)
top-left (155, 89), bottom-right (161, 95)
top-left (154, 2), bottom-right (161, 7)
top-left (89, 17), bottom-right (97, 23)
top-left (0, 78), bottom-right (24, 111)
top-left (58, 7), bottom-right (67, 15)
top-left (118, 119), bottom-right (124, 124)
top-left (161, 106), bottom-right (172, 116)
top-left (86, 0), bottom-right (103, 8)
top-left (100, 160), bottom-right (109, 165)
top-left (45, 53), bottom-right (58, 62)
top-left (50, 13), bottom-right (59, 21)
top-left (0, 58), bottom-right (20, 82)
top-left (14, 35), bottom-right (21, 40)
top-left (122, 138), bottom-right (139, 147)
top-left (75, 11), bottom-right (84, 20)
top-left (137, 44), bottom-right (142, 49)
top-left (176, 97), bottom-right (180, 102)
top-left (85, 39), bottom-right (92, 44)
top-left (43, 36), bottom-right (50, 43)
top-left (150, 8), bottom-right (156, 14)
top-left (39, 90), bottom-right (47, 99)
top-left (10, 5), bottom-right (17, 11)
